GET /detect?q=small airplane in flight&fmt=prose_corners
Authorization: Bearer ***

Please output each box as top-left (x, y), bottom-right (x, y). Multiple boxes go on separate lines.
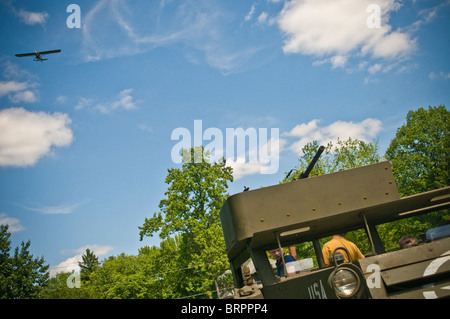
top-left (15, 49), bottom-right (61, 62)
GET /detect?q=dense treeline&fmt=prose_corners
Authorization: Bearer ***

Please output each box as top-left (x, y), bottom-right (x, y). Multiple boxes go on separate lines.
top-left (1, 105), bottom-right (448, 299)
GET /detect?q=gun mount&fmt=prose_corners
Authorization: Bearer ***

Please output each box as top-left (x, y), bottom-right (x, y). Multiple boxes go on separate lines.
top-left (298, 145), bottom-right (325, 179)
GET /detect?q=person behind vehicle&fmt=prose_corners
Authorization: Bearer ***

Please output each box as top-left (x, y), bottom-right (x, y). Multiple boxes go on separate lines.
top-left (322, 233), bottom-right (365, 267)
top-left (269, 248), bottom-right (297, 277)
top-left (399, 234), bottom-right (418, 249)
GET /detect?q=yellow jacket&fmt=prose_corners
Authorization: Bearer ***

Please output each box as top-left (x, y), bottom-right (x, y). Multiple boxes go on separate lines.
top-left (322, 237), bottom-right (365, 266)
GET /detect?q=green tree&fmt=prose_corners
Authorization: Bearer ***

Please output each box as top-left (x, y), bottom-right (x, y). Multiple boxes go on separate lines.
top-left (139, 147), bottom-right (233, 298)
top-left (39, 271), bottom-right (100, 299)
top-left (87, 239), bottom-right (189, 299)
top-left (78, 248), bottom-right (99, 282)
top-left (385, 105), bottom-right (449, 196)
top-left (0, 225), bottom-right (13, 297)
top-left (89, 253), bottom-right (151, 299)
top-left (137, 236), bottom-right (188, 298)
top-left (382, 106), bottom-right (450, 249)
top-left (283, 138), bottom-right (381, 182)
top-left (0, 225), bottom-right (49, 299)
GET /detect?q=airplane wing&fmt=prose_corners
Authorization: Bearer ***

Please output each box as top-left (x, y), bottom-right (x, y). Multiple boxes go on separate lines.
top-left (15, 52), bottom-right (36, 57)
top-left (39, 49), bottom-right (61, 55)
top-left (15, 50), bottom-right (61, 57)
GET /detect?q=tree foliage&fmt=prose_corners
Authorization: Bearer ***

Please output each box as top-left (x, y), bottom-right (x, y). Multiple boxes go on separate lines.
top-left (79, 248), bottom-right (99, 282)
top-left (383, 105), bottom-right (450, 248)
top-left (282, 138), bottom-right (381, 182)
top-left (139, 147), bottom-right (233, 240)
top-left (138, 147), bottom-right (233, 298)
top-left (39, 271), bottom-right (99, 299)
top-left (89, 253), bottom-right (150, 299)
top-left (385, 105), bottom-right (449, 196)
top-left (0, 225), bottom-right (49, 299)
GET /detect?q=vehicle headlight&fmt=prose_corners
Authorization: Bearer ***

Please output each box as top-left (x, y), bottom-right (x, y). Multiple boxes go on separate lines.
top-left (332, 269), bottom-right (360, 298)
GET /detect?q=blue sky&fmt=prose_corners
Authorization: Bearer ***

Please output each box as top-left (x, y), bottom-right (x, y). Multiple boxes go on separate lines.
top-left (0, 0), bottom-right (449, 275)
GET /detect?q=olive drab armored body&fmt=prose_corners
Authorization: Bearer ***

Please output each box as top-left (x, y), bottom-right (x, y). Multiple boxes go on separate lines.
top-left (219, 157), bottom-right (450, 299)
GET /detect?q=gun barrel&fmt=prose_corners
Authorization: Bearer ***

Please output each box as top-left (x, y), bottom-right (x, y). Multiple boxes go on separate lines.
top-left (298, 145), bottom-right (325, 179)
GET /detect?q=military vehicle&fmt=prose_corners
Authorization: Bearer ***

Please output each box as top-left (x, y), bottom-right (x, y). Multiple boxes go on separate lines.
top-left (219, 154), bottom-right (450, 299)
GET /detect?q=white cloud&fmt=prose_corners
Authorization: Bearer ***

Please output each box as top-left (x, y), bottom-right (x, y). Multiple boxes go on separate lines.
top-left (1, 63), bottom-right (40, 103)
top-left (74, 97), bottom-right (94, 111)
top-left (245, 4), bottom-right (256, 21)
top-left (429, 71), bottom-right (450, 80)
top-left (323, 119), bottom-right (382, 140)
top-left (110, 89), bottom-right (138, 111)
top-left (138, 124), bottom-right (153, 133)
top-left (277, 0), bottom-right (416, 65)
top-left (362, 30), bottom-right (414, 59)
top-left (4, 1), bottom-right (49, 26)
top-left (49, 255), bottom-right (81, 277)
top-left (284, 118), bottom-right (382, 154)
top-left (227, 160), bottom-right (263, 180)
top-left (72, 244), bottom-right (114, 257)
top-left (0, 213), bottom-right (24, 233)
top-left (17, 9), bottom-right (49, 25)
top-left (331, 55), bottom-right (347, 69)
top-left (409, 1), bottom-right (450, 32)
top-left (0, 80), bottom-right (38, 103)
top-left (8, 90), bottom-right (38, 103)
top-left (75, 89), bottom-right (138, 113)
top-left (313, 55), bottom-right (348, 69)
top-left (56, 95), bottom-right (68, 104)
top-left (258, 12), bottom-right (269, 24)
top-left (0, 81), bottom-right (28, 96)
top-left (81, 0), bottom-right (262, 74)
top-left (226, 135), bottom-right (287, 180)
top-left (368, 63), bottom-right (383, 74)
top-left (22, 200), bottom-right (89, 215)
top-left (285, 119), bottom-right (321, 137)
top-left (0, 108), bottom-right (73, 167)
top-left (49, 244), bottom-right (114, 277)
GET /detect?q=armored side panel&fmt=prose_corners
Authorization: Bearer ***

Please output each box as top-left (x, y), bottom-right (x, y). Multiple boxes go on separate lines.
top-left (220, 159), bottom-right (450, 299)
top-left (360, 237), bottom-right (450, 299)
top-left (220, 161), bottom-right (399, 260)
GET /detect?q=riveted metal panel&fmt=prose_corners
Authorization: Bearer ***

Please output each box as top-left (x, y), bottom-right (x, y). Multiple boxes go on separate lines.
top-left (359, 237), bottom-right (450, 299)
top-left (220, 162), bottom-right (399, 258)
